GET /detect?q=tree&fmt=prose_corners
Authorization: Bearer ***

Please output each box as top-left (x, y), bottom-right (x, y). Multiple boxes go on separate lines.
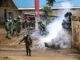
top-left (46, 0), bottom-right (55, 7)
top-left (41, 0), bottom-right (56, 25)
top-left (42, 6), bottom-right (52, 25)
top-left (42, 6), bottom-right (52, 17)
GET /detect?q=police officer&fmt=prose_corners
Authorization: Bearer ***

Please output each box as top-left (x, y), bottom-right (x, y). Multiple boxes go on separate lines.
top-left (12, 18), bottom-right (17, 35)
top-left (62, 12), bottom-right (72, 31)
top-left (38, 21), bottom-right (46, 35)
top-left (5, 17), bottom-right (13, 39)
top-left (15, 16), bottom-right (21, 36)
top-left (19, 34), bottom-right (32, 56)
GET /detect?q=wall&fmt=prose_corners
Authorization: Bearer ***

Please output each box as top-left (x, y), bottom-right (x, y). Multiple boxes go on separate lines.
top-left (72, 16), bottom-right (80, 49)
top-left (0, 7), bottom-right (18, 24)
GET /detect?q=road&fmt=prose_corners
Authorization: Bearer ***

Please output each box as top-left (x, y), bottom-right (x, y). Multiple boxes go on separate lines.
top-left (0, 26), bottom-right (80, 60)
top-left (0, 48), bottom-right (80, 60)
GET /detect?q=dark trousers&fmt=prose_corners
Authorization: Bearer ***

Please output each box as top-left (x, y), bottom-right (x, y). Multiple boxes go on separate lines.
top-left (25, 45), bottom-right (31, 56)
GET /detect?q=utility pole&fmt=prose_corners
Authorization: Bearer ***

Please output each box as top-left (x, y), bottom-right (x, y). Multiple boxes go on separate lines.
top-left (35, 0), bottom-right (40, 30)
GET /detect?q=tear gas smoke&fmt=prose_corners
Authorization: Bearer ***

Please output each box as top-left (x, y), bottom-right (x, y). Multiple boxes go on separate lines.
top-left (32, 1), bottom-right (72, 49)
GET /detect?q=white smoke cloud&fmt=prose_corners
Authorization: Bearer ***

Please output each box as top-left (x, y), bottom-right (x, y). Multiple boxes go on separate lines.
top-left (32, 1), bottom-right (72, 49)
top-left (40, 2), bottom-right (72, 41)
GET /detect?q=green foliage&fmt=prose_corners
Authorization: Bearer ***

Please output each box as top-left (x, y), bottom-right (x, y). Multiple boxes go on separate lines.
top-left (46, 0), bottom-right (55, 7)
top-left (42, 0), bottom-right (56, 16)
top-left (42, 6), bottom-right (52, 16)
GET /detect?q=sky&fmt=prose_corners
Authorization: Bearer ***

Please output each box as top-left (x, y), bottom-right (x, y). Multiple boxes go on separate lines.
top-left (13, 0), bottom-right (80, 8)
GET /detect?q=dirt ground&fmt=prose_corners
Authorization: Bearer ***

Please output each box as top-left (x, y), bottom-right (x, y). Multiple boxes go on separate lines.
top-left (0, 26), bottom-right (80, 60)
top-left (0, 26), bottom-right (38, 48)
top-left (0, 49), bottom-right (80, 60)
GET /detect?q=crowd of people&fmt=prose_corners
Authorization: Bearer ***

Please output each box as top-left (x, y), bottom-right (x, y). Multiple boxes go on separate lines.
top-left (4, 15), bottom-right (35, 39)
top-left (4, 16), bottom-right (33, 56)
top-left (5, 16), bottom-right (21, 39)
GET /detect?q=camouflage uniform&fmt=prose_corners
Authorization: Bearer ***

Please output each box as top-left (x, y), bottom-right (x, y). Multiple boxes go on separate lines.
top-left (5, 17), bottom-right (13, 39)
top-left (14, 17), bottom-right (21, 36)
top-left (19, 35), bottom-right (32, 56)
top-left (12, 19), bottom-right (17, 35)
top-left (38, 21), bottom-right (46, 35)
top-left (26, 20), bottom-right (33, 35)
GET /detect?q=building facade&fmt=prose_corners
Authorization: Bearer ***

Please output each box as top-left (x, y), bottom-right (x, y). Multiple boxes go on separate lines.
top-left (0, 0), bottom-right (18, 24)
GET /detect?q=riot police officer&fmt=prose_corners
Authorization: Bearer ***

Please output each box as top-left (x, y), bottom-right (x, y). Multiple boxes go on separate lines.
top-left (19, 34), bottom-right (32, 56)
top-left (5, 17), bottom-right (13, 39)
top-left (38, 21), bottom-right (46, 35)
top-left (14, 16), bottom-right (21, 36)
top-left (62, 12), bottom-right (72, 31)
